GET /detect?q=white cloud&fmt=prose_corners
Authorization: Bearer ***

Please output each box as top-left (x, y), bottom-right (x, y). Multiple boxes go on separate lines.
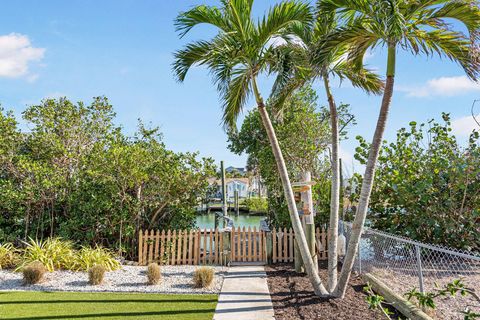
top-left (451, 115), bottom-right (480, 136)
top-left (0, 33), bottom-right (45, 79)
top-left (399, 76), bottom-right (480, 97)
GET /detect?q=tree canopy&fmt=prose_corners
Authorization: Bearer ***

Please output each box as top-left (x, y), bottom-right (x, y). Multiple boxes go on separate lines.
top-left (0, 97), bottom-right (215, 258)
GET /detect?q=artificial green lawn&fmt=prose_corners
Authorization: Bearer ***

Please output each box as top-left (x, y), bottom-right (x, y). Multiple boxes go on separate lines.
top-left (0, 291), bottom-right (217, 320)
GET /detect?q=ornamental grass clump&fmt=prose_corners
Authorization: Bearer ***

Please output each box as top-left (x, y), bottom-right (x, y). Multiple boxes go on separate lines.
top-left (74, 246), bottom-right (120, 271)
top-left (20, 238), bottom-right (75, 272)
top-left (193, 266), bottom-right (214, 288)
top-left (147, 263), bottom-right (161, 285)
top-left (88, 265), bottom-right (106, 285)
top-left (0, 243), bottom-right (20, 269)
top-left (23, 261), bottom-right (47, 285)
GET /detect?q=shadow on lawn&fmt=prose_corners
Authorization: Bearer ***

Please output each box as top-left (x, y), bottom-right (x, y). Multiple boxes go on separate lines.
top-left (1, 309), bottom-right (216, 320)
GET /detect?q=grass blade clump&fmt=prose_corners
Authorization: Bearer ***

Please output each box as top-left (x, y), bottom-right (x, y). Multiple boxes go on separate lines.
top-left (88, 265), bottom-right (106, 285)
top-left (20, 238), bottom-right (75, 272)
top-left (193, 266), bottom-right (214, 288)
top-left (147, 263), bottom-right (161, 285)
top-left (23, 261), bottom-right (47, 285)
top-left (74, 246), bottom-right (120, 271)
top-left (0, 243), bottom-right (20, 269)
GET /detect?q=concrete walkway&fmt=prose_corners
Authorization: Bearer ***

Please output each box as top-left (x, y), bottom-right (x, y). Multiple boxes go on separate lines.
top-left (213, 264), bottom-right (275, 320)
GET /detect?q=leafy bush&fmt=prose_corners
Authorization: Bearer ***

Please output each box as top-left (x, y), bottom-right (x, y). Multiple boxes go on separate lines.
top-left (193, 267), bottom-right (214, 288)
top-left (244, 197), bottom-right (268, 213)
top-left (88, 265), bottom-right (106, 285)
top-left (0, 243), bottom-right (20, 269)
top-left (147, 263), bottom-right (161, 285)
top-left (353, 114), bottom-right (480, 252)
top-left (74, 246), bottom-right (120, 271)
top-left (23, 261), bottom-right (47, 285)
top-left (20, 238), bottom-right (75, 272)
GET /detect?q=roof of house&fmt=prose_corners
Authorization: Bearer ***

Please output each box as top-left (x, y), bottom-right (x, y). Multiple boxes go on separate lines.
top-left (207, 177), bottom-right (249, 185)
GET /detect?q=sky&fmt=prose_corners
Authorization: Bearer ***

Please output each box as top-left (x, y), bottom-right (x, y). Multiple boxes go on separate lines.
top-left (1, 0), bottom-right (480, 175)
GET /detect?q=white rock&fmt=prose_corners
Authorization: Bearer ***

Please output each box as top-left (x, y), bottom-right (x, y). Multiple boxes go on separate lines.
top-left (0, 265), bottom-right (226, 294)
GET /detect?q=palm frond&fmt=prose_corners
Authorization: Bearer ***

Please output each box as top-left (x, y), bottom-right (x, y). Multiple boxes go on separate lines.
top-left (222, 68), bottom-right (252, 130)
top-left (257, 1), bottom-right (313, 46)
top-left (333, 62), bottom-right (384, 95)
top-left (175, 5), bottom-right (231, 38)
top-left (405, 28), bottom-right (479, 80)
top-left (172, 40), bottom-right (213, 82)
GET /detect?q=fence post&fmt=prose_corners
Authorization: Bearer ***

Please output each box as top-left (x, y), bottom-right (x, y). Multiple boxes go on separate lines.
top-left (222, 229), bottom-right (232, 266)
top-left (415, 244), bottom-right (425, 293)
top-left (266, 231), bottom-right (273, 264)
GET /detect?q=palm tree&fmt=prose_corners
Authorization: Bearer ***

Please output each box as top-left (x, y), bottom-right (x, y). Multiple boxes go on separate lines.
top-left (172, 0), bottom-right (329, 296)
top-left (316, 0), bottom-right (480, 298)
top-left (269, 5), bottom-right (383, 292)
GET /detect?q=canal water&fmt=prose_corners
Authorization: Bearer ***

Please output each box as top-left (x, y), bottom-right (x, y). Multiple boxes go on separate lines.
top-left (195, 212), bottom-right (265, 230)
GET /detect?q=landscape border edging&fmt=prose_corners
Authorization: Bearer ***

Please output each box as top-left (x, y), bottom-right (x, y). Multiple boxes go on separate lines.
top-left (362, 273), bottom-right (433, 320)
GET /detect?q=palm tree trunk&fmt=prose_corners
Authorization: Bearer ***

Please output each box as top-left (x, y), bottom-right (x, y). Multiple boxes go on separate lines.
top-left (252, 77), bottom-right (329, 297)
top-left (323, 74), bottom-right (339, 292)
top-left (334, 45), bottom-right (396, 298)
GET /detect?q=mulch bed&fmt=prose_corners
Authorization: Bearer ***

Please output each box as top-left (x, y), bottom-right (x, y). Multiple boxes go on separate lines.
top-left (266, 261), bottom-right (399, 320)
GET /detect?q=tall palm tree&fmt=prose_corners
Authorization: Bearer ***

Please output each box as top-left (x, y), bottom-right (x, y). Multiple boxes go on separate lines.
top-left (269, 6), bottom-right (383, 292)
top-left (316, 0), bottom-right (480, 298)
top-left (172, 0), bottom-right (329, 296)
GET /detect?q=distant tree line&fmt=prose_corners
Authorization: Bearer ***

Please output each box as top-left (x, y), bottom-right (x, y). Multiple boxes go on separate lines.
top-left (0, 97), bottom-right (215, 258)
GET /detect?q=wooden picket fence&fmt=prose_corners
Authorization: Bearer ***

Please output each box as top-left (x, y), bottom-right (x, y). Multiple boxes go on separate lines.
top-left (231, 227), bottom-right (266, 263)
top-left (138, 229), bottom-right (225, 266)
top-left (138, 226), bottom-right (328, 266)
top-left (271, 227), bottom-right (329, 263)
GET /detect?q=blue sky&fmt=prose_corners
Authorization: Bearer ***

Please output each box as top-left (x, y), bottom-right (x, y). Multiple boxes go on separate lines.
top-left (1, 0), bottom-right (479, 175)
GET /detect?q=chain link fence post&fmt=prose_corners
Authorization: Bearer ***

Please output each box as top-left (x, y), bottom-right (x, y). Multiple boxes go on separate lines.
top-left (415, 244), bottom-right (425, 293)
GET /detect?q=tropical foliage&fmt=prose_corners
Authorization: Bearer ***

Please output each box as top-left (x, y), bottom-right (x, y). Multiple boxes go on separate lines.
top-left (354, 114), bottom-right (480, 252)
top-left (228, 85), bottom-right (355, 227)
top-left (0, 97), bottom-right (215, 258)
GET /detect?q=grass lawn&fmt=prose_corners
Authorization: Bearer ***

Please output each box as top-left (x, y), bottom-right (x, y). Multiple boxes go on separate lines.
top-left (0, 291), bottom-right (217, 320)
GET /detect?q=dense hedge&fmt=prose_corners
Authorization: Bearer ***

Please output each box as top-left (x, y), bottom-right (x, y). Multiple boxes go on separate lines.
top-left (0, 97), bottom-right (215, 258)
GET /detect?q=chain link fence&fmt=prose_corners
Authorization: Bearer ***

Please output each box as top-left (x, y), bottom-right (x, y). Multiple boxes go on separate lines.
top-left (342, 222), bottom-right (480, 319)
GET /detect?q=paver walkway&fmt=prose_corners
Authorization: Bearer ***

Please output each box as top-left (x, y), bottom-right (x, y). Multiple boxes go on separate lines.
top-left (213, 264), bottom-right (275, 320)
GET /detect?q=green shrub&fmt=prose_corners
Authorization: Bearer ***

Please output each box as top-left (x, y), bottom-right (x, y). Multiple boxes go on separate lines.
top-left (244, 197), bottom-right (268, 213)
top-left (193, 267), bottom-right (214, 288)
top-left (0, 243), bottom-right (20, 269)
top-left (74, 246), bottom-right (120, 271)
top-left (23, 261), bottom-right (47, 285)
top-left (147, 263), bottom-right (161, 285)
top-left (88, 265), bottom-right (106, 285)
top-left (19, 238), bottom-right (75, 272)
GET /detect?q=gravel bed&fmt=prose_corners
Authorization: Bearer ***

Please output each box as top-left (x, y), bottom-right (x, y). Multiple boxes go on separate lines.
top-left (0, 265), bottom-right (227, 294)
top-left (371, 267), bottom-right (480, 319)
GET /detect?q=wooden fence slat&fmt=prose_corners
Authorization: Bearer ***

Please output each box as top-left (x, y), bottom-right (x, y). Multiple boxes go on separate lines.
top-left (138, 231), bottom-right (143, 265)
top-left (154, 229), bottom-right (160, 263)
top-left (209, 229), bottom-right (213, 264)
top-left (252, 227), bottom-right (259, 261)
top-left (214, 229), bottom-right (219, 264)
top-left (194, 230), bottom-right (200, 265)
top-left (272, 228), bottom-right (277, 263)
top-left (288, 228), bottom-right (293, 262)
top-left (188, 230), bottom-right (193, 265)
top-left (202, 229), bottom-right (207, 265)
top-left (172, 230), bottom-right (177, 265)
top-left (175, 230), bottom-right (183, 264)
top-left (143, 230), bottom-right (149, 265)
top-left (241, 227), bottom-right (246, 262)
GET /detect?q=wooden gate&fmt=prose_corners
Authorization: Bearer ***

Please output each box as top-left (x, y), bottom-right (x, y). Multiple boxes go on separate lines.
top-left (231, 227), bottom-right (267, 263)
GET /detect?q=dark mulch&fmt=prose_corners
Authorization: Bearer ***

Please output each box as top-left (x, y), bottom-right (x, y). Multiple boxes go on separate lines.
top-left (266, 261), bottom-right (397, 320)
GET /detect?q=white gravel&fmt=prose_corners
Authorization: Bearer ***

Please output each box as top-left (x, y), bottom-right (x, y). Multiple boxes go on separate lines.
top-left (0, 265), bottom-right (227, 294)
